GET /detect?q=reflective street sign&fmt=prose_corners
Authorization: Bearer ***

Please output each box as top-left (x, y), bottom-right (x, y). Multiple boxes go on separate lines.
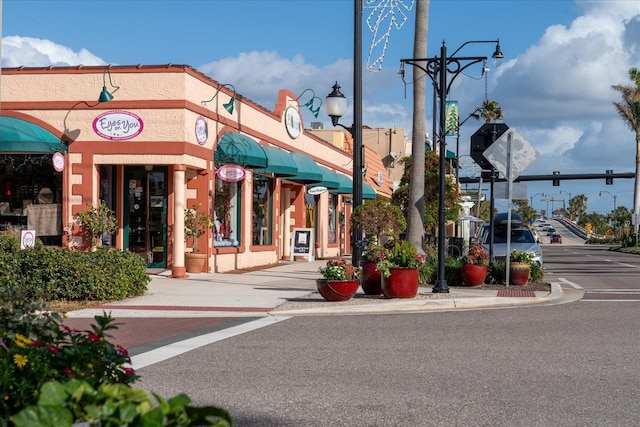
top-left (483, 127), bottom-right (538, 181)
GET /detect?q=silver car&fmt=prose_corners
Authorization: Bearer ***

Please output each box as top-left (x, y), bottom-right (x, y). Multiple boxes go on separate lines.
top-left (481, 225), bottom-right (543, 266)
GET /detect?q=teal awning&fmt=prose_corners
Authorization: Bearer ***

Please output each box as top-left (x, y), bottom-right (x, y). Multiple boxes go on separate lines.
top-left (446, 149), bottom-right (455, 159)
top-left (288, 152), bottom-right (323, 183)
top-left (255, 146), bottom-right (298, 176)
top-left (331, 173), bottom-right (353, 194)
top-left (363, 182), bottom-right (377, 199)
top-left (214, 132), bottom-right (267, 168)
top-left (0, 116), bottom-right (66, 153)
top-left (310, 165), bottom-right (340, 189)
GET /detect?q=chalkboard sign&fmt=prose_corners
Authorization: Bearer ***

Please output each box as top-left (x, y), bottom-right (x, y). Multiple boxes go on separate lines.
top-left (290, 228), bottom-right (314, 262)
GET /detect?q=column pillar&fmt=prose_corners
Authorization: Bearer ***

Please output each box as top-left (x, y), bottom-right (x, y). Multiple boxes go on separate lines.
top-left (171, 165), bottom-right (187, 278)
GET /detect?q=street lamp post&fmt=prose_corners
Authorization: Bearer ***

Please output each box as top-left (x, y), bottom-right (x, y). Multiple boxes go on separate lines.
top-left (401, 39), bottom-right (503, 293)
top-left (599, 190), bottom-right (618, 235)
top-left (530, 192), bottom-right (545, 215)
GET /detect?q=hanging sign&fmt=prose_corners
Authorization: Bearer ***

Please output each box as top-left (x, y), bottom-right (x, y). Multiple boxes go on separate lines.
top-left (216, 164), bottom-right (246, 182)
top-left (307, 186), bottom-right (328, 195)
top-left (52, 152), bottom-right (65, 172)
top-left (93, 110), bottom-right (144, 140)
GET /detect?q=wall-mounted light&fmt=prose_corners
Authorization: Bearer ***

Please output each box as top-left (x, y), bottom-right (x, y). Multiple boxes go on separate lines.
top-left (295, 89), bottom-right (323, 118)
top-left (98, 67), bottom-right (120, 103)
top-left (202, 83), bottom-right (236, 114)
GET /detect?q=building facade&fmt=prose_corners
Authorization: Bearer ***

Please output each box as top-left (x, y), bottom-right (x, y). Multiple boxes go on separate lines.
top-left (0, 64), bottom-right (392, 275)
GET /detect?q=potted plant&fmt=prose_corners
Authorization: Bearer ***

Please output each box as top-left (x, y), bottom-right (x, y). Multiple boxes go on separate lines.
top-left (317, 258), bottom-right (361, 301)
top-left (350, 200), bottom-right (406, 295)
top-left (376, 240), bottom-right (424, 299)
top-left (184, 203), bottom-right (214, 273)
top-left (509, 250), bottom-right (534, 286)
top-left (460, 243), bottom-right (489, 287)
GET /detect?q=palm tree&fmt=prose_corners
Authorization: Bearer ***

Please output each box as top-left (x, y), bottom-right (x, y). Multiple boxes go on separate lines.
top-left (479, 99), bottom-right (503, 122)
top-left (611, 67), bottom-right (640, 234)
top-left (406, 0), bottom-right (430, 252)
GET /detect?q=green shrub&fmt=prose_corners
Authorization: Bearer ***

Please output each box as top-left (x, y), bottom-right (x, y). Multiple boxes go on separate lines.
top-left (487, 261), bottom-right (506, 284)
top-left (0, 246), bottom-right (149, 302)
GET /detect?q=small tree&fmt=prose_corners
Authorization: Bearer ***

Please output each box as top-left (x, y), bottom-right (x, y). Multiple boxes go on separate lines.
top-left (350, 199), bottom-right (406, 249)
top-left (75, 201), bottom-right (117, 250)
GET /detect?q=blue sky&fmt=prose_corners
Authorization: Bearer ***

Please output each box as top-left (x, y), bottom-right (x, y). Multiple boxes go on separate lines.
top-left (2, 0), bottom-right (640, 216)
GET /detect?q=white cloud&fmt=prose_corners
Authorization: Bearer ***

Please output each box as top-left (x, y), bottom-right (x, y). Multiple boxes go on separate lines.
top-left (2, 36), bottom-right (105, 67)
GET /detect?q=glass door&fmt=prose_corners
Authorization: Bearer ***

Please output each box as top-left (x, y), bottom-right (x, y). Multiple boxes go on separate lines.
top-left (124, 167), bottom-right (167, 268)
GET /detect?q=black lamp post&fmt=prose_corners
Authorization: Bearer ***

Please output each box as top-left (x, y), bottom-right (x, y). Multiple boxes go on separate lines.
top-left (401, 39), bottom-right (503, 293)
top-left (326, 81), bottom-right (364, 267)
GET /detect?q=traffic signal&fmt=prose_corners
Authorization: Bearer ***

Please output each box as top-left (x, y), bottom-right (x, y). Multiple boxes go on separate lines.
top-left (552, 171), bottom-right (560, 186)
top-left (606, 169), bottom-right (613, 185)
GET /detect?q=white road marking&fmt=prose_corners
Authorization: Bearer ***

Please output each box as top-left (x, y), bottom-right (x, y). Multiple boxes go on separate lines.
top-left (558, 278), bottom-right (583, 289)
top-left (130, 316), bottom-right (291, 369)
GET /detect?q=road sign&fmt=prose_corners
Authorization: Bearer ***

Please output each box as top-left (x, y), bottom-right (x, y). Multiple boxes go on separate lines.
top-left (483, 127), bottom-right (538, 181)
top-left (469, 123), bottom-right (509, 170)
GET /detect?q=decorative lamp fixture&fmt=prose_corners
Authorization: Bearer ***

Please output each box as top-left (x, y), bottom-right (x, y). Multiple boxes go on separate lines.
top-left (202, 83), bottom-right (236, 114)
top-left (491, 39), bottom-right (504, 66)
top-left (295, 89), bottom-right (323, 118)
top-left (324, 82), bottom-right (348, 127)
top-left (98, 67), bottom-right (120, 103)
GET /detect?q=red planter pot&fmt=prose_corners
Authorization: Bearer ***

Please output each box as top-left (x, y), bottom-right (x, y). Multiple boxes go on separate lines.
top-left (316, 279), bottom-right (359, 302)
top-left (381, 267), bottom-right (418, 299)
top-left (460, 264), bottom-right (488, 287)
top-left (360, 261), bottom-right (382, 295)
top-left (509, 263), bottom-right (530, 286)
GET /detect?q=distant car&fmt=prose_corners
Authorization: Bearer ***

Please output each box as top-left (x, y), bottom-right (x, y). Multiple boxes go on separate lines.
top-left (546, 227), bottom-right (556, 236)
top-left (550, 234), bottom-right (562, 244)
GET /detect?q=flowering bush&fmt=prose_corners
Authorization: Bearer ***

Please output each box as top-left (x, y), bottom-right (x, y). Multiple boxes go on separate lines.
top-left (461, 243), bottom-right (489, 266)
top-left (318, 258), bottom-right (361, 280)
top-left (360, 244), bottom-right (388, 264)
top-left (0, 290), bottom-right (137, 420)
top-left (185, 203), bottom-right (215, 252)
top-left (510, 249), bottom-right (534, 264)
top-left (376, 240), bottom-right (424, 278)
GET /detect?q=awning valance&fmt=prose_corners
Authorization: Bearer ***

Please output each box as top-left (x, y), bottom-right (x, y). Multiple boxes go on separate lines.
top-left (255, 145), bottom-right (298, 176)
top-left (214, 132), bottom-right (267, 168)
top-left (0, 116), bottom-right (66, 153)
top-left (363, 182), bottom-right (377, 199)
top-left (311, 165), bottom-right (340, 189)
top-left (287, 152), bottom-right (323, 183)
top-left (331, 173), bottom-right (353, 194)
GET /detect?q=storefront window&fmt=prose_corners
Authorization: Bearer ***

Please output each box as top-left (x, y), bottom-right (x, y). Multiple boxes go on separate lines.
top-left (252, 175), bottom-right (273, 246)
top-left (0, 154), bottom-right (62, 246)
top-left (214, 178), bottom-right (240, 247)
top-left (328, 193), bottom-right (337, 244)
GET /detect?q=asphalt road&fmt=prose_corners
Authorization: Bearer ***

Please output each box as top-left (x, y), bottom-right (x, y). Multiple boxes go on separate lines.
top-left (133, 242), bottom-right (640, 427)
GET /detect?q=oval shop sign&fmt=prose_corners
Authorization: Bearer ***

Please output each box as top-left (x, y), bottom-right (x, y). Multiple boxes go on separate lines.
top-left (93, 110), bottom-right (144, 140)
top-left (216, 164), bottom-right (246, 182)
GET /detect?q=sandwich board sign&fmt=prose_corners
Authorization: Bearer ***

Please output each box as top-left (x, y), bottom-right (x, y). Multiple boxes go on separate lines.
top-left (290, 228), bottom-right (314, 262)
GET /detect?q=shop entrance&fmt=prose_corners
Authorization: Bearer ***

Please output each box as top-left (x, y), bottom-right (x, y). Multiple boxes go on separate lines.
top-left (124, 166), bottom-right (167, 268)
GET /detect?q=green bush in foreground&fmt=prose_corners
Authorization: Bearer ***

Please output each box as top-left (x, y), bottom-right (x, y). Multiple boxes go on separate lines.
top-left (11, 379), bottom-right (234, 427)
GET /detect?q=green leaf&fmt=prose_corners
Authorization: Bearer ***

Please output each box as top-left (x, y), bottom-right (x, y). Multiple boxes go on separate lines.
top-left (10, 406), bottom-right (74, 427)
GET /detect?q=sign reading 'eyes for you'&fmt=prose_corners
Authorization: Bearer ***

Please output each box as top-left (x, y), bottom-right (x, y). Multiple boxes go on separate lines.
top-left (93, 110), bottom-right (144, 140)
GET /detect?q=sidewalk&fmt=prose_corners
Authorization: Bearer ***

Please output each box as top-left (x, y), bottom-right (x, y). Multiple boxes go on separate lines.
top-left (65, 259), bottom-right (577, 319)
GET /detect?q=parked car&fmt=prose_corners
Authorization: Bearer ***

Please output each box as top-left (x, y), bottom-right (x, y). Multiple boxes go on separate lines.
top-left (550, 233), bottom-right (562, 243)
top-left (479, 213), bottom-right (543, 266)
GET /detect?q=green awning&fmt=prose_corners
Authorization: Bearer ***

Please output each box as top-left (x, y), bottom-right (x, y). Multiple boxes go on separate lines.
top-left (255, 146), bottom-right (298, 176)
top-left (288, 152), bottom-right (323, 183)
top-left (363, 182), bottom-right (377, 199)
top-left (0, 116), bottom-right (66, 153)
top-left (214, 132), bottom-right (267, 168)
top-left (331, 173), bottom-right (353, 194)
top-left (310, 165), bottom-right (340, 189)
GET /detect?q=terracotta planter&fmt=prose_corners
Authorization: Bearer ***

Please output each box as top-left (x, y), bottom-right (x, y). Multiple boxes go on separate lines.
top-left (360, 261), bottom-right (382, 295)
top-left (509, 262), bottom-right (530, 286)
top-left (460, 264), bottom-right (488, 287)
top-left (185, 252), bottom-right (207, 273)
top-left (381, 267), bottom-right (418, 299)
top-left (316, 279), bottom-right (359, 302)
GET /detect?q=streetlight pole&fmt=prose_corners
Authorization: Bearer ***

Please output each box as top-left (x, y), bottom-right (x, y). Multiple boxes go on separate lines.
top-left (530, 192), bottom-right (545, 215)
top-left (401, 39), bottom-right (503, 294)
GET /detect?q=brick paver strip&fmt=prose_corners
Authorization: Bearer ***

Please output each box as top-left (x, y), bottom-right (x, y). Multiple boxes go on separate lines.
top-left (497, 289), bottom-right (536, 297)
top-left (97, 304), bottom-right (272, 312)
